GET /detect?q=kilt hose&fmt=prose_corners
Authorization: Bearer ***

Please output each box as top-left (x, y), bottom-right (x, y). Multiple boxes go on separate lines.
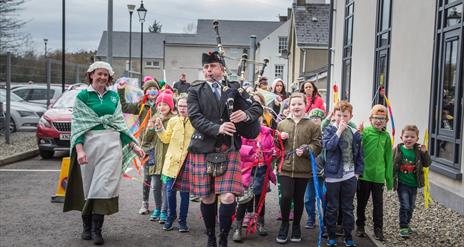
top-left (174, 151), bottom-right (244, 198)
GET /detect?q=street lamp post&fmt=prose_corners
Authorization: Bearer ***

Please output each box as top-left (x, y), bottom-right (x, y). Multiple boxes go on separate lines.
top-left (127, 4), bottom-right (135, 76)
top-left (43, 38), bottom-right (48, 58)
top-left (137, 1), bottom-right (147, 87)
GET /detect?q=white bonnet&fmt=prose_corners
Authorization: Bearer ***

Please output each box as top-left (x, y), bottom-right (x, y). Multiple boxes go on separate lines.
top-left (86, 61), bottom-right (114, 76)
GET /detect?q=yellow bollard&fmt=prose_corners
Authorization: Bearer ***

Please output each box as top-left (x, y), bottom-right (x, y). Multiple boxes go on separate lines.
top-left (51, 157), bottom-right (70, 203)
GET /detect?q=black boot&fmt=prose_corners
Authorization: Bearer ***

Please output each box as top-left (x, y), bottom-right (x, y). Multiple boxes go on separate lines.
top-left (276, 221), bottom-right (289, 244)
top-left (290, 223), bottom-right (301, 242)
top-left (257, 216), bottom-right (268, 236)
top-left (91, 214), bottom-right (104, 245)
top-left (81, 214), bottom-right (92, 240)
top-left (206, 228), bottom-right (217, 247)
top-left (219, 228), bottom-right (229, 247)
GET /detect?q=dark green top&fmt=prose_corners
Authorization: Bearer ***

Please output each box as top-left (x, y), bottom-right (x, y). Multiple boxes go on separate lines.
top-left (75, 87), bottom-right (132, 146)
top-left (398, 145), bottom-right (417, 187)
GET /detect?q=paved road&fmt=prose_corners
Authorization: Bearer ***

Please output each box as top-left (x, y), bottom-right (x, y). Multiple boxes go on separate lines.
top-left (0, 154), bottom-right (376, 247)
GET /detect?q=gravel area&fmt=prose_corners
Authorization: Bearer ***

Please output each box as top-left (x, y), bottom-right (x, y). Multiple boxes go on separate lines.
top-left (362, 190), bottom-right (464, 247)
top-left (0, 132), bottom-right (37, 159)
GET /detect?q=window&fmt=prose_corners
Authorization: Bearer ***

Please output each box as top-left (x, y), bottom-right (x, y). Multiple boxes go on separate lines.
top-left (145, 60), bottom-right (160, 68)
top-left (342, 0), bottom-right (354, 100)
top-left (372, 0), bottom-right (392, 105)
top-left (278, 36), bottom-right (288, 54)
top-left (13, 89), bottom-right (29, 99)
top-left (275, 64), bottom-right (284, 79)
top-left (30, 89), bottom-right (48, 100)
top-left (429, 0), bottom-right (463, 179)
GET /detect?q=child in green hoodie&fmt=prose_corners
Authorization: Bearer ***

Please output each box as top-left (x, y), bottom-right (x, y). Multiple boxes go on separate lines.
top-left (356, 104), bottom-right (393, 242)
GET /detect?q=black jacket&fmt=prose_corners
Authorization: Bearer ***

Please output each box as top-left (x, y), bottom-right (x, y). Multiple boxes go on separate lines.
top-left (187, 80), bottom-right (263, 153)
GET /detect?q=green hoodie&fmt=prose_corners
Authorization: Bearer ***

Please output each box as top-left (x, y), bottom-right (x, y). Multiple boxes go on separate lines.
top-left (360, 125), bottom-right (393, 190)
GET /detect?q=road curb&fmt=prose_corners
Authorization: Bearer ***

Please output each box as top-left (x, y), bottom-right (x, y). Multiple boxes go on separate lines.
top-left (365, 229), bottom-right (386, 247)
top-left (0, 149), bottom-right (39, 167)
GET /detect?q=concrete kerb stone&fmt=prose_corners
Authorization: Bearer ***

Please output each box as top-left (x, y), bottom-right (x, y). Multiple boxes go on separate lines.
top-left (0, 149), bottom-right (39, 167)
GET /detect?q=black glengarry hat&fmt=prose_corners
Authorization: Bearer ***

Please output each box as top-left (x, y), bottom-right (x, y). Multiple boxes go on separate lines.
top-left (202, 51), bottom-right (224, 66)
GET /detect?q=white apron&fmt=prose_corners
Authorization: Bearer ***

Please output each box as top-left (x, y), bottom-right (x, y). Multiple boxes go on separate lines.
top-left (81, 130), bottom-right (123, 199)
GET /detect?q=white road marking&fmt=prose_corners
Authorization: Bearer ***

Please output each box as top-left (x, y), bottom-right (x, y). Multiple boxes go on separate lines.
top-left (0, 169), bottom-right (60, 172)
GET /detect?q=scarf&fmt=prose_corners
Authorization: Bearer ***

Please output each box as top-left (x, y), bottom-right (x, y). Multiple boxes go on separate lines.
top-left (71, 97), bottom-right (138, 172)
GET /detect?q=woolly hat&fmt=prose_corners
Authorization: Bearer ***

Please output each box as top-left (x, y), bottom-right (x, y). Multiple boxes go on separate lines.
top-left (309, 108), bottom-right (325, 120)
top-left (370, 104), bottom-right (389, 120)
top-left (87, 61), bottom-right (114, 76)
top-left (143, 79), bottom-right (160, 92)
top-left (143, 76), bottom-right (154, 84)
top-left (158, 80), bottom-right (166, 89)
top-left (156, 91), bottom-right (174, 111)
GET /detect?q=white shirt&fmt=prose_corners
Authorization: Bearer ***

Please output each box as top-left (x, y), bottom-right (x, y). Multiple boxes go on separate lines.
top-left (206, 80), bottom-right (222, 98)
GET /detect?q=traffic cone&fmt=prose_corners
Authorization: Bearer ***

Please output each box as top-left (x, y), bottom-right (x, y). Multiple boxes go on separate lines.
top-left (51, 157), bottom-right (70, 203)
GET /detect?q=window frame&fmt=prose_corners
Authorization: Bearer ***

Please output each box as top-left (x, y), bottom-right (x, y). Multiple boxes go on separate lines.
top-left (372, 0), bottom-right (392, 105)
top-left (341, 0), bottom-right (355, 100)
top-left (278, 36), bottom-right (288, 54)
top-left (275, 64), bottom-right (284, 79)
top-left (428, 0), bottom-right (464, 179)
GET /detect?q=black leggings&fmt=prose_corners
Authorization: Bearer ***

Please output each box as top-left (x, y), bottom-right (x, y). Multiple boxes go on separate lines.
top-left (235, 194), bottom-right (265, 221)
top-left (279, 176), bottom-right (308, 225)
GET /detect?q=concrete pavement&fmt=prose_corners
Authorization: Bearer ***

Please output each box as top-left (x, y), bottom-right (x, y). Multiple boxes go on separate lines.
top-left (0, 154), bottom-right (376, 247)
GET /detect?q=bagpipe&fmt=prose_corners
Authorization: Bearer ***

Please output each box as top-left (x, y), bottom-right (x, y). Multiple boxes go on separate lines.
top-left (211, 20), bottom-right (261, 137)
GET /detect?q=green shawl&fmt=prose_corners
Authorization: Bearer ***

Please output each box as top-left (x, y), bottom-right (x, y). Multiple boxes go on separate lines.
top-left (71, 97), bottom-right (138, 172)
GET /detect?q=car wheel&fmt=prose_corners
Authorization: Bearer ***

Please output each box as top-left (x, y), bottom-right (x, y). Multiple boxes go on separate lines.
top-left (9, 118), bottom-right (16, 133)
top-left (39, 150), bottom-right (54, 159)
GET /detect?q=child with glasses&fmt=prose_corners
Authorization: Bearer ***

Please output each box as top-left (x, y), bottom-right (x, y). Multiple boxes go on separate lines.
top-left (355, 104), bottom-right (393, 242)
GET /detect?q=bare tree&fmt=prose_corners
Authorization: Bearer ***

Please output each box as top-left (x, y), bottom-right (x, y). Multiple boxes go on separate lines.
top-left (182, 22), bottom-right (197, 34)
top-left (0, 0), bottom-right (30, 53)
top-left (148, 20), bottom-right (162, 33)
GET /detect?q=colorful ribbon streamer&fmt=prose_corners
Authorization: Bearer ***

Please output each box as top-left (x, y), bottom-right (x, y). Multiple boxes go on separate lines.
top-left (333, 83), bottom-right (339, 106)
top-left (310, 151), bottom-right (325, 247)
top-left (383, 94), bottom-right (395, 146)
top-left (422, 129), bottom-right (432, 208)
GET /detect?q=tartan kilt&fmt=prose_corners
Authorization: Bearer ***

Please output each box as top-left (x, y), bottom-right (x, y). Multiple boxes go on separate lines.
top-left (174, 151), bottom-right (244, 198)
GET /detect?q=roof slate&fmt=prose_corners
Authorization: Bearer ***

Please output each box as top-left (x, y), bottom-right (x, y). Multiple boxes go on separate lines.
top-left (293, 4), bottom-right (330, 47)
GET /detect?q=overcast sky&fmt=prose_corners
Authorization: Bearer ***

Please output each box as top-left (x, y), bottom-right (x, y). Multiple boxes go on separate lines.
top-left (18, 0), bottom-right (293, 53)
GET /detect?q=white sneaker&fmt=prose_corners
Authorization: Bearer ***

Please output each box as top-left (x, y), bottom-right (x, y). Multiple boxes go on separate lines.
top-left (138, 202), bottom-right (149, 215)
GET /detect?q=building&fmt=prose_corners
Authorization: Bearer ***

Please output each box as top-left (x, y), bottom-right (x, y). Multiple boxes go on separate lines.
top-left (96, 19), bottom-right (287, 85)
top-left (163, 19), bottom-right (284, 84)
top-left (329, 0), bottom-right (464, 213)
top-left (287, 0), bottom-right (330, 92)
top-left (96, 31), bottom-right (179, 80)
top-left (256, 18), bottom-right (291, 87)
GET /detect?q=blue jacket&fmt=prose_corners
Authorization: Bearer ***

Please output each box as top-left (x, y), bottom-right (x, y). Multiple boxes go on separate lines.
top-left (322, 124), bottom-right (364, 178)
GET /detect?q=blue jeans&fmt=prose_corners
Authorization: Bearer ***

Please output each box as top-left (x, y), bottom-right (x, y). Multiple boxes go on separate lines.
top-left (165, 177), bottom-right (189, 223)
top-left (304, 177), bottom-right (325, 224)
top-left (397, 182), bottom-right (417, 228)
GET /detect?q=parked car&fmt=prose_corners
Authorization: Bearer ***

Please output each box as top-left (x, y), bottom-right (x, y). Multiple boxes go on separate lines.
top-left (36, 86), bottom-right (86, 158)
top-left (12, 85), bottom-right (63, 106)
top-left (0, 89), bottom-right (47, 132)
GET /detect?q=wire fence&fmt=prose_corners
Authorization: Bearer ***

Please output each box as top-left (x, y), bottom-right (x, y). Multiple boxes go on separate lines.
top-left (0, 54), bottom-right (88, 85)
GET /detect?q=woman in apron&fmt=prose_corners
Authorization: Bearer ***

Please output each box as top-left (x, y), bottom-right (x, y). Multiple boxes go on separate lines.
top-left (64, 61), bottom-right (145, 245)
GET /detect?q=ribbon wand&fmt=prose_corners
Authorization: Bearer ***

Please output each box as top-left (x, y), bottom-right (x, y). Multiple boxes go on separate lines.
top-left (310, 151), bottom-right (325, 247)
top-left (422, 129), bottom-right (432, 208)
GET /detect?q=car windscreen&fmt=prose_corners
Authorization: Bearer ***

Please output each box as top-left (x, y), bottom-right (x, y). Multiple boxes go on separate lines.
top-left (0, 89), bottom-right (26, 102)
top-left (52, 90), bottom-right (80, 108)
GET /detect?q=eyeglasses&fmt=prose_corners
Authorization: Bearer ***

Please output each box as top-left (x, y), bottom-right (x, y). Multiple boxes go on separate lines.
top-left (371, 116), bottom-right (387, 121)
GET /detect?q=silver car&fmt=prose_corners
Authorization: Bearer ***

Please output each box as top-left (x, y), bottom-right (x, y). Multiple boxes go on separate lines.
top-left (12, 85), bottom-right (63, 106)
top-left (0, 89), bottom-right (47, 132)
